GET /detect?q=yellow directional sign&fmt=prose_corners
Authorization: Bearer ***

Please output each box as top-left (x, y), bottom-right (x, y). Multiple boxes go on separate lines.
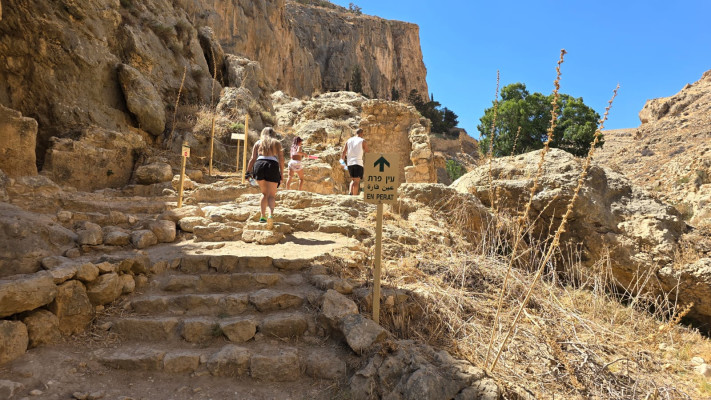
top-left (364, 152), bottom-right (400, 204)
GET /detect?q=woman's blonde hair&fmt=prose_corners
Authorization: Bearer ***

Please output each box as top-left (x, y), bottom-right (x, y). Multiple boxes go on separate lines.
top-left (258, 127), bottom-right (281, 156)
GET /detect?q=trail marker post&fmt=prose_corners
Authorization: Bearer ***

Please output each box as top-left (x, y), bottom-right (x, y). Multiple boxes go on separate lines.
top-left (177, 142), bottom-right (190, 208)
top-left (363, 152), bottom-right (400, 324)
top-left (231, 132), bottom-right (245, 174)
top-left (242, 115), bottom-right (250, 184)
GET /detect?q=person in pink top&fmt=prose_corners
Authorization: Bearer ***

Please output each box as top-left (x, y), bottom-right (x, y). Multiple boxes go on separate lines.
top-left (286, 136), bottom-right (308, 190)
top-left (340, 128), bottom-right (368, 195)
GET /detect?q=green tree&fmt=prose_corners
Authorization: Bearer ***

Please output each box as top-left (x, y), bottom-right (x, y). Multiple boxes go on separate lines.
top-left (350, 65), bottom-right (363, 94)
top-left (408, 89), bottom-right (459, 137)
top-left (348, 3), bottom-right (362, 15)
top-left (478, 83), bottom-right (601, 157)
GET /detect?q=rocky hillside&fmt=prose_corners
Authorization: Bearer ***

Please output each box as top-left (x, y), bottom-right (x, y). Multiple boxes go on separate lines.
top-left (0, 0), bottom-right (427, 173)
top-left (596, 70), bottom-right (711, 229)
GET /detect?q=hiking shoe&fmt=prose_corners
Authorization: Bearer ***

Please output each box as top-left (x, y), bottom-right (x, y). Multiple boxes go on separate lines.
top-left (266, 215), bottom-right (274, 230)
top-left (259, 217), bottom-right (267, 223)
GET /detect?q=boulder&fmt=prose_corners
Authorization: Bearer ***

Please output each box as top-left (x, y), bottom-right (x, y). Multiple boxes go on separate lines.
top-left (0, 105), bottom-right (37, 176)
top-left (131, 230), bottom-right (158, 249)
top-left (193, 223), bottom-right (242, 242)
top-left (103, 230), bottom-right (131, 246)
top-left (0, 320), bottom-right (28, 364)
top-left (76, 222), bottom-right (103, 246)
top-left (0, 271), bottom-right (57, 318)
top-left (219, 317), bottom-right (257, 343)
top-left (135, 162), bottom-right (173, 185)
top-left (250, 348), bottom-right (300, 382)
top-left (42, 128), bottom-right (144, 191)
top-left (147, 220), bottom-right (176, 243)
top-left (241, 228), bottom-right (284, 245)
top-left (21, 309), bottom-right (60, 348)
top-left (85, 273), bottom-right (123, 305)
top-left (178, 216), bottom-right (211, 232)
top-left (48, 280), bottom-right (94, 335)
top-left (75, 263), bottom-right (99, 283)
top-left (0, 203), bottom-right (77, 278)
top-left (452, 149), bottom-right (686, 290)
top-left (117, 64), bottom-right (166, 136)
top-left (206, 345), bottom-right (250, 377)
top-left (349, 341), bottom-right (499, 400)
top-left (319, 289), bottom-right (358, 330)
top-left (159, 206), bottom-right (205, 223)
top-left (339, 314), bottom-right (387, 354)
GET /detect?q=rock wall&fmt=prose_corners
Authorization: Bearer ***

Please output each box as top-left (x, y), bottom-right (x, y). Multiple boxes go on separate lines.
top-left (360, 100), bottom-right (436, 184)
top-left (0, 0), bottom-right (216, 170)
top-left (0, 105), bottom-right (37, 177)
top-left (596, 70), bottom-right (711, 229)
top-left (179, 0), bottom-right (428, 99)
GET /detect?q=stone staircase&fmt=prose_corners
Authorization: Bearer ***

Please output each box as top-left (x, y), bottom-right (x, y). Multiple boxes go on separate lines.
top-left (92, 253), bottom-right (357, 386)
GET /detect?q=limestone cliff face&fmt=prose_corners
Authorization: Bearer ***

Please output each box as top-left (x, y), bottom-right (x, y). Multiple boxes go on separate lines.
top-left (185, 0), bottom-right (428, 99)
top-left (0, 0), bottom-right (427, 181)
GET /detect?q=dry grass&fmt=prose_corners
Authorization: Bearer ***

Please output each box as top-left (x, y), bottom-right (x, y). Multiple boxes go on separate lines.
top-left (344, 50), bottom-right (711, 399)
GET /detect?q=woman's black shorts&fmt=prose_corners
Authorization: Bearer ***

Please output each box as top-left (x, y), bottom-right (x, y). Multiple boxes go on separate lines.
top-left (254, 159), bottom-right (281, 185)
top-left (348, 165), bottom-right (364, 179)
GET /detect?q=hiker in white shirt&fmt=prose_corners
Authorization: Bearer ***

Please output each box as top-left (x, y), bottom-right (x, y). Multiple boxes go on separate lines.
top-left (340, 128), bottom-right (369, 195)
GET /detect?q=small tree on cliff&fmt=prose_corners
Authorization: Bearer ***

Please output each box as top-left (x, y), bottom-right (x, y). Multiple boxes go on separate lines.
top-left (408, 89), bottom-right (459, 137)
top-left (478, 82), bottom-right (602, 157)
top-left (351, 65), bottom-right (363, 94)
top-left (348, 3), bottom-right (362, 15)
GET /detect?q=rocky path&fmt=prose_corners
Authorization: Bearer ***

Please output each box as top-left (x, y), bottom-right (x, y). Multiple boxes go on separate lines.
top-left (1, 232), bottom-right (361, 399)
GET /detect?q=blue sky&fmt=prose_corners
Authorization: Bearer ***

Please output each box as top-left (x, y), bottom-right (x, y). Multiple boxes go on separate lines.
top-left (330, 0), bottom-right (711, 137)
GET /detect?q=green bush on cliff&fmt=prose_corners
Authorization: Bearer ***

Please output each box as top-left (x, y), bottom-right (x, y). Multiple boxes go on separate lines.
top-left (408, 89), bottom-right (459, 137)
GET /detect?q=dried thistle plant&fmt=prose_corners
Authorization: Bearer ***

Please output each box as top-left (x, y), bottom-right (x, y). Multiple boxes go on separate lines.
top-left (170, 65), bottom-right (187, 140)
top-left (209, 46), bottom-right (218, 175)
top-left (487, 70), bottom-right (500, 210)
top-left (490, 81), bottom-right (619, 372)
top-left (510, 126), bottom-right (521, 156)
top-left (485, 49), bottom-right (567, 369)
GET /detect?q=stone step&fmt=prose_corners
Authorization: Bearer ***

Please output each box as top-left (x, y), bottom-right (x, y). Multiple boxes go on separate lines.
top-left (111, 309), bottom-right (313, 344)
top-left (129, 286), bottom-right (314, 316)
top-left (169, 254), bottom-right (314, 274)
top-left (153, 271), bottom-right (299, 293)
top-left (93, 341), bottom-right (350, 382)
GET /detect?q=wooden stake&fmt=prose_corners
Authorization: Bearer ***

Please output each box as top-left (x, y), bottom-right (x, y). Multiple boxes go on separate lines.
top-left (236, 141), bottom-right (240, 174)
top-left (242, 115), bottom-right (250, 184)
top-left (373, 203), bottom-right (383, 324)
top-left (209, 115), bottom-right (215, 176)
top-left (177, 141), bottom-right (188, 208)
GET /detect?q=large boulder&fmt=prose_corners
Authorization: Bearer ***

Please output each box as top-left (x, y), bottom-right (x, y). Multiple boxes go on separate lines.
top-left (0, 271), bottom-right (57, 318)
top-left (48, 280), bottom-right (94, 335)
top-left (42, 127), bottom-right (145, 191)
top-left (452, 149), bottom-right (687, 294)
top-left (349, 340), bottom-right (499, 400)
top-left (135, 162), bottom-right (173, 184)
top-left (117, 63), bottom-right (166, 136)
top-left (0, 105), bottom-right (37, 176)
top-left (0, 203), bottom-right (77, 277)
top-left (22, 309), bottom-right (60, 348)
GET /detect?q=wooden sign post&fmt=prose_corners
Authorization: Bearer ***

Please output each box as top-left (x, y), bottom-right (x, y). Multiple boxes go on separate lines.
top-left (242, 115), bottom-right (250, 184)
top-left (231, 132), bottom-right (245, 174)
top-left (363, 152), bottom-right (400, 324)
top-left (177, 142), bottom-right (190, 208)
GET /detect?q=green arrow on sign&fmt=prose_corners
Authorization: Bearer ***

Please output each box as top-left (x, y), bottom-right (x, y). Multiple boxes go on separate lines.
top-left (374, 156), bottom-right (390, 172)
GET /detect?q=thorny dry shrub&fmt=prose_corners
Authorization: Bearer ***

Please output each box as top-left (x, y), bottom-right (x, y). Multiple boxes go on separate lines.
top-left (369, 212), bottom-right (711, 399)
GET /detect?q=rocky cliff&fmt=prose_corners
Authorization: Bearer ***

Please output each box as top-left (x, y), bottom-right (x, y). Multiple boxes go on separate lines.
top-left (596, 70), bottom-right (711, 229)
top-left (184, 0), bottom-right (427, 99)
top-left (0, 0), bottom-right (426, 174)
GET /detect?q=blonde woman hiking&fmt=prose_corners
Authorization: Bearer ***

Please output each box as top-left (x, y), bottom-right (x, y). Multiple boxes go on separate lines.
top-left (247, 127), bottom-right (284, 229)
